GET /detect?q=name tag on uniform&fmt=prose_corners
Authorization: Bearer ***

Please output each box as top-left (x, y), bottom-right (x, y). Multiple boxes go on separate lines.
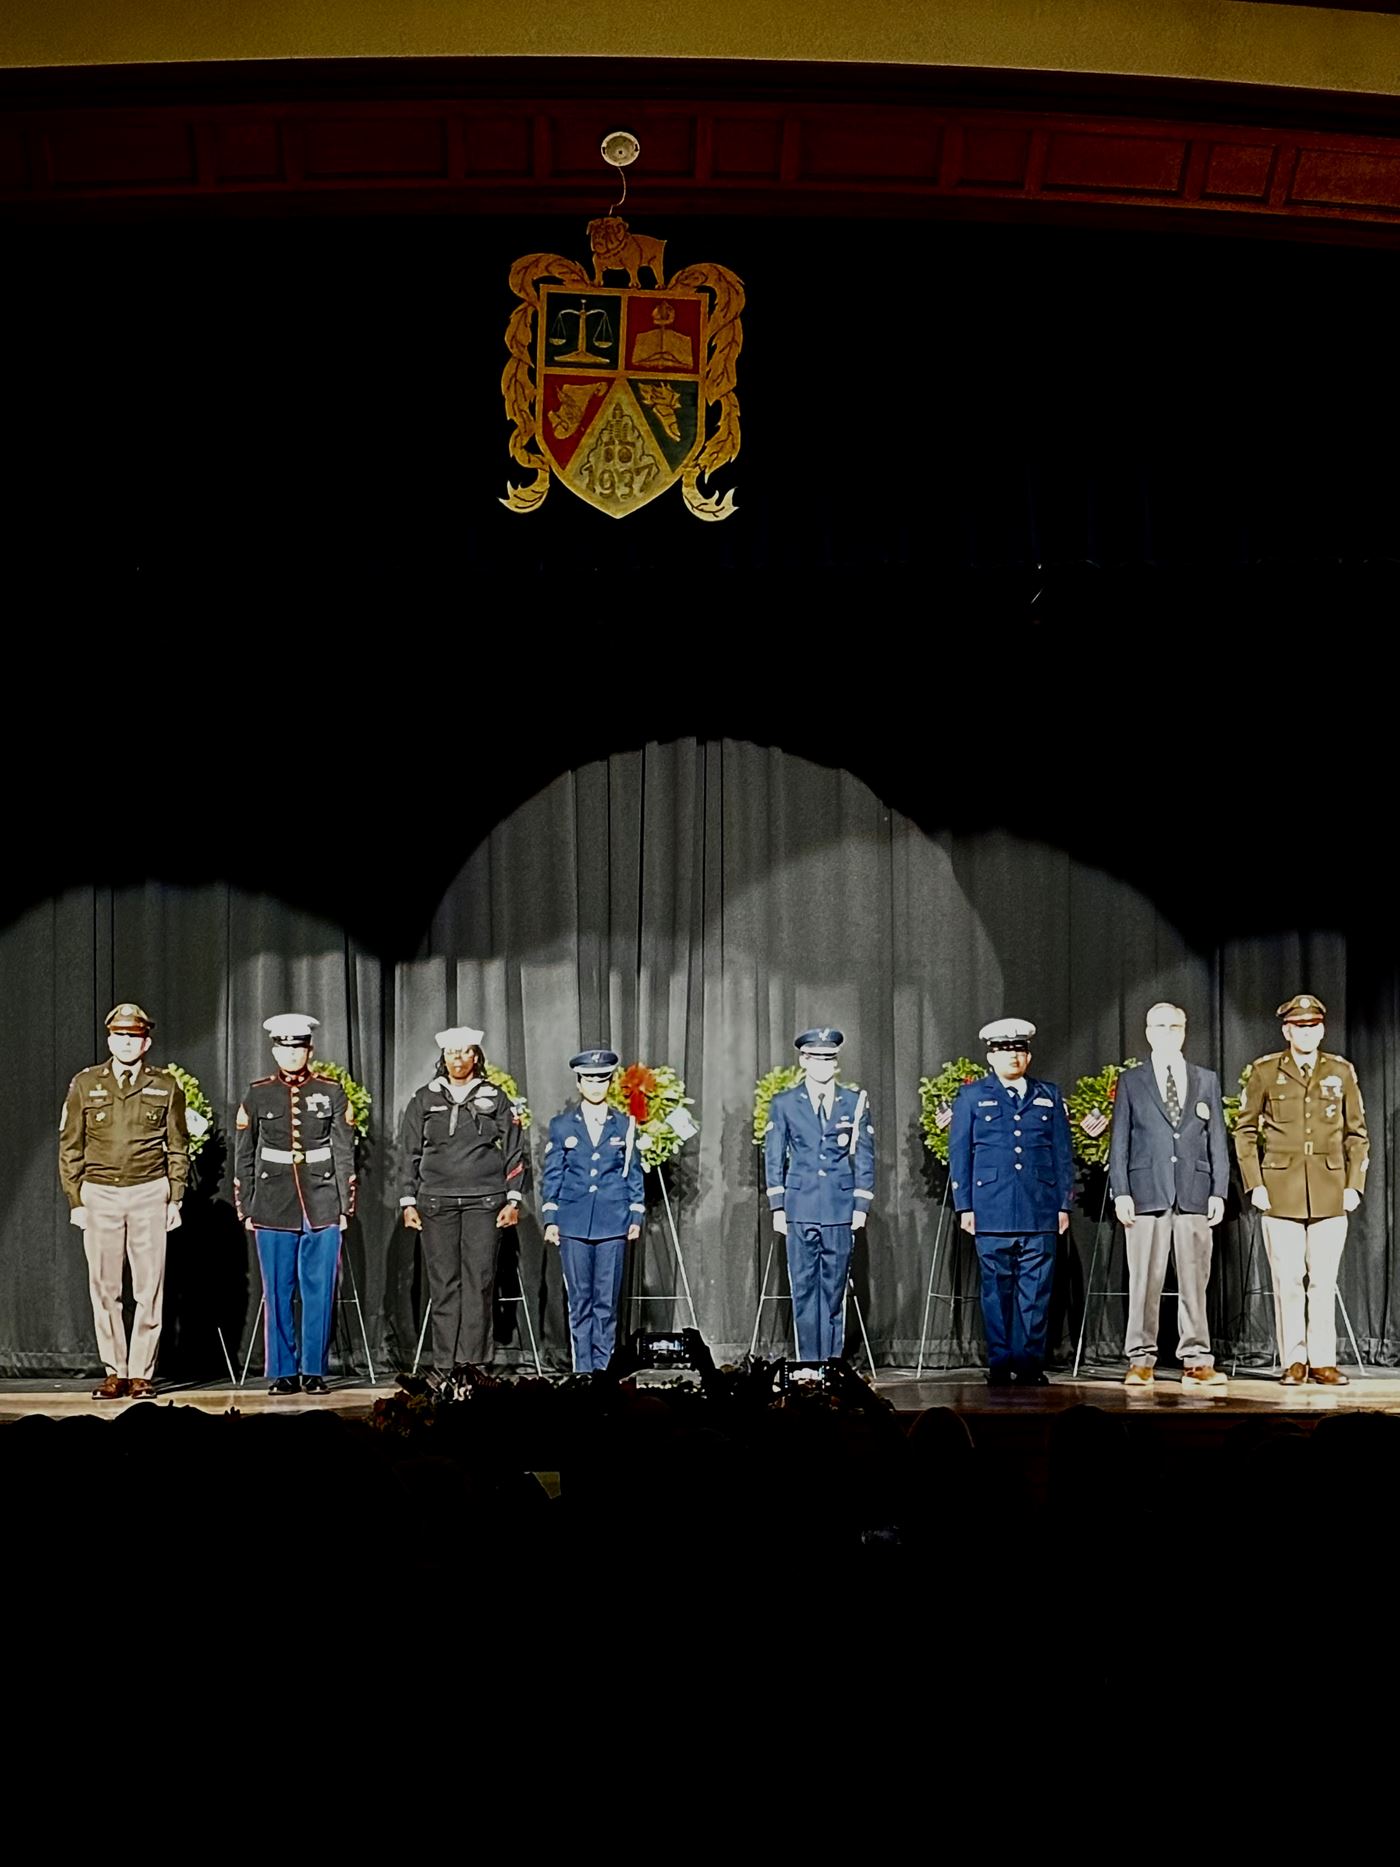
top-left (610, 1135), bottom-right (625, 1146)
top-left (977, 1100), bottom-right (997, 1107)
top-left (89, 1089), bottom-right (109, 1099)
top-left (1033, 1096), bottom-right (1054, 1107)
top-left (428, 1103), bottom-right (448, 1112)
top-left (142, 1087), bottom-right (168, 1098)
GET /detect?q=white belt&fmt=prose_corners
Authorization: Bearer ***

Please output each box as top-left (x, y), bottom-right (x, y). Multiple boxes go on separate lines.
top-left (261, 1146), bottom-right (332, 1164)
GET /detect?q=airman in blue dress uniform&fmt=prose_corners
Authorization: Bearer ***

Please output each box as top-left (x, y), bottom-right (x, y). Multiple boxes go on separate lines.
top-left (763, 1028), bottom-right (876, 1361)
top-left (540, 1048), bottom-right (646, 1372)
top-left (948, 1017), bottom-right (1074, 1386)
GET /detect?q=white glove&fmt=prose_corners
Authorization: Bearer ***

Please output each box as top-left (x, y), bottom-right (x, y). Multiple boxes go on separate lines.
top-left (166, 1203), bottom-right (182, 1232)
top-left (851, 1211), bottom-right (867, 1231)
top-left (69, 1207), bottom-right (88, 1231)
top-left (772, 1210), bottom-right (788, 1236)
top-left (1114, 1195), bottom-right (1136, 1228)
top-left (1207, 1196), bottom-right (1225, 1227)
top-left (1251, 1186), bottom-right (1271, 1211)
top-left (1343, 1187), bottom-right (1361, 1214)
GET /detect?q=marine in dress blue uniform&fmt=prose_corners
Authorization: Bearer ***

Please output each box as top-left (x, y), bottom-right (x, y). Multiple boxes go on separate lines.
top-left (233, 1013), bottom-right (357, 1396)
top-left (948, 1018), bottom-right (1073, 1386)
top-left (540, 1049), bottom-right (646, 1372)
top-left (763, 1028), bottom-right (876, 1361)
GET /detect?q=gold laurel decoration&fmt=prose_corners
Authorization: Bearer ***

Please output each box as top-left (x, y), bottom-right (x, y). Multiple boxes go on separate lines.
top-left (500, 252), bottom-right (592, 513)
top-left (668, 262), bottom-right (745, 522)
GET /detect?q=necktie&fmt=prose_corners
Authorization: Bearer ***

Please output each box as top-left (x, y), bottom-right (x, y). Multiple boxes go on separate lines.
top-left (117, 1068), bottom-right (130, 1089)
top-left (1165, 1068), bottom-right (1181, 1126)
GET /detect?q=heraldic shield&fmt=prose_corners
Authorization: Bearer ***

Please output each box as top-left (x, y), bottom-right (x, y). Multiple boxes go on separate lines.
top-left (501, 217), bottom-right (743, 521)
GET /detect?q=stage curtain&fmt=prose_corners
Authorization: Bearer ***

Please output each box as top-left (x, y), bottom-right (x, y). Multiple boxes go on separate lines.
top-left (2, 740), bottom-right (1394, 1374)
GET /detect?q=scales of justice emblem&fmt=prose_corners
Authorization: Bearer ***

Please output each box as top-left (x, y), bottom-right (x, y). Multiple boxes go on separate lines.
top-left (500, 143), bottom-right (744, 521)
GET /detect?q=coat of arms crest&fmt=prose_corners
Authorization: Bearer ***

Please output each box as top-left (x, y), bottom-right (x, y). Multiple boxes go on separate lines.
top-left (501, 216), bottom-right (744, 521)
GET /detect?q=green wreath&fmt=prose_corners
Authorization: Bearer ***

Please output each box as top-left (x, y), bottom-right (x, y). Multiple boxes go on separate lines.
top-left (607, 1062), bottom-right (696, 1170)
top-left (311, 1059), bottom-right (371, 1139)
top-left (485, 1064), bottom-right (532, 1130)
top-left (1067, 1058), bottom-right (1139, 1168)
top-left (164, 1063), bottom-right (215, 1159)
top-left (918, 1058), bottom-right (990, 1165)
top-left (1223, 1061), bottom-right (1254, 1134)
top-left (752, 1065), bottom-right (858, 1148)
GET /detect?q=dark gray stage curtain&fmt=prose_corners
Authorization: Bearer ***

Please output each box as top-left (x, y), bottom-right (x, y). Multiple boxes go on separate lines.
top-left (2, 741), bottom-right (1395, 1374)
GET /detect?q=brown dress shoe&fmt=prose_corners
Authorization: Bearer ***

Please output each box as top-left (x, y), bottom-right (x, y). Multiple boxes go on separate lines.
top-left (1309, 1365), bottom-right (1350, 1386)
top-left (126, 1378), bottom-right (157, 1400)
top-left (92, 1375), bottom-right (129, 1400)
top-left (1280, 1363), bottom-right (1308, 1386)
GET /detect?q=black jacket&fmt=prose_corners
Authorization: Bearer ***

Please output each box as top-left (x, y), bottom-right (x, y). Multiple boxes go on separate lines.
top-left (234, 1070), bottom-right (357, 1230)
top-left (399, 1071), bottom-right (527, 1208)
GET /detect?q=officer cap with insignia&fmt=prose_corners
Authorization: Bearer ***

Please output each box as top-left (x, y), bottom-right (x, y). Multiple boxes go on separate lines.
top-left (263, 1012), bottom-right (319, 1045)
top-left (570, 1047), bottom-right (619, 1077)
top-left (436, 1025), bottom-right (485, 1051)
top-left (1276, 993), bottom-right (1326, 1025)
top-left (105, 1002), bottom-right (154, 1034)
top-left (979, 1016), bottom-right (1037, 1052)
top-left (794, 1026), bottom-right (844, 1056)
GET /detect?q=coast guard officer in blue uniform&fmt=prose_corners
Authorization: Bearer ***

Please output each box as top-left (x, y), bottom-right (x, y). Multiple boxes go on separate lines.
top-left (540, 1048), bottom-right (646, 1372)
top-left (764, 1028), bottom-right (876, 1361)
top-left (949, 1018), bottom-right (1073, 1386)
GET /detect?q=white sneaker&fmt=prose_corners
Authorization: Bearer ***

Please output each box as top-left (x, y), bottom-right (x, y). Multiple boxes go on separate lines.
top-left (1182, 1365), bottom-right (1228, 1390)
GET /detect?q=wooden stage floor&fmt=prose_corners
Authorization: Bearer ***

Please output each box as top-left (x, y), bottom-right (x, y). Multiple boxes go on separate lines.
top-left (2, 1366), bottom-right (1398, 1423)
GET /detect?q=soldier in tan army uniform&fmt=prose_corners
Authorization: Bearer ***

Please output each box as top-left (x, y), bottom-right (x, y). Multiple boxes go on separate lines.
top-left (1233, 993), bottom-right (1368, 1386)
top-left (58, 1003), bottom-right (189, 1400)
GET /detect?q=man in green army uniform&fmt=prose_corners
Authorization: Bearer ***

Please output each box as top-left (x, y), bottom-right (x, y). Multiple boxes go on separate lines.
top-left (1233, 993), bottom-right (1368, 1386)
top-left (58, 1003), bottom-right (189, 1400)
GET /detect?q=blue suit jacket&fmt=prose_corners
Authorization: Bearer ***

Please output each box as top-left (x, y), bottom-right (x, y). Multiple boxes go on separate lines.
top-left (1107, 1062), bottom-right (1228, 1214)
top-left (539, 1102), bottom-right (646, 1240)
top-left (949, 1075), bottom-right (1074, 1233)
top-left (764, 1082), bottom-right (876, 1226)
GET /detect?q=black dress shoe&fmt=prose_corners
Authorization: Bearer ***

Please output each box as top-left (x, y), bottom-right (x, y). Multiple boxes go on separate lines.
top-left (986, 1367), bottom-right (1015, 1387)
top-left (1016, 1369), bottom-right (1050, 1386)
top-left (301, 1374), bottom-right (329, 1395)
top-left (268, 1375), bottom-right (301, 1396)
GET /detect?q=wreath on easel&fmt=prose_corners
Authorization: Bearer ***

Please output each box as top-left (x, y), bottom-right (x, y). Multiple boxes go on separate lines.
top-left (607, 1062), bottom-right (697, 1170)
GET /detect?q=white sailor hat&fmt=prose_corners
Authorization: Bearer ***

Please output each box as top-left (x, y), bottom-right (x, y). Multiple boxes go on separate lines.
top-left (570, 1048), bottom-right (619, 1075)
top-left (263, 1013), bottom-right (319, 1044)
top-left (435, 1025), bottom-right (485, 1051)
top-left (978, 1016), bottom-right (1036, 1050)
top-left (795, 1026), bottom-right (844, 1056)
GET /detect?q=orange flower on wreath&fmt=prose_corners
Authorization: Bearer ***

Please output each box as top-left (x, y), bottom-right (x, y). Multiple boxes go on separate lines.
top-left (620, 1063), bottom-right (657, 1121)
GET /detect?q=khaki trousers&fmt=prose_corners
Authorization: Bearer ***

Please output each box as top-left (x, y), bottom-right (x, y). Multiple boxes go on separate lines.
top-left (1261, 1214), bottom-right (1348, 1369)
top-left (81, 1177), bottom-right (169, 1380)
top-left (1124, 1210), bottom-right (1215, 1368)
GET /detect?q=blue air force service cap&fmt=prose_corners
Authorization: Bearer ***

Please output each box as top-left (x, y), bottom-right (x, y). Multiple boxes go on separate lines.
top-left (571, 1048), bottom-right (620, 1075)
top-left (979, 1016), bottom-right (1036, 1052)
top-left (264, 1013), bottom-right (319, 1045)
top-left (795, 1026), bottom-right (844, 1056)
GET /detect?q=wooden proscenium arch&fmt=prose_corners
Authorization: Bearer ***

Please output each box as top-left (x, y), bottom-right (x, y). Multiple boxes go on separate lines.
top-left (3, 58), bottom-right (1400, 239)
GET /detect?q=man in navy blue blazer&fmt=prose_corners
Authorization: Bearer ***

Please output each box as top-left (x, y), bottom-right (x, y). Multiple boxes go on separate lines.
top-left (1108, 1004), bottom-right (1230, 1392)
top-left (948, 1017), bottom-right (1074, 1385)
top-left (540, 1048), bottom-right (646, 1372)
